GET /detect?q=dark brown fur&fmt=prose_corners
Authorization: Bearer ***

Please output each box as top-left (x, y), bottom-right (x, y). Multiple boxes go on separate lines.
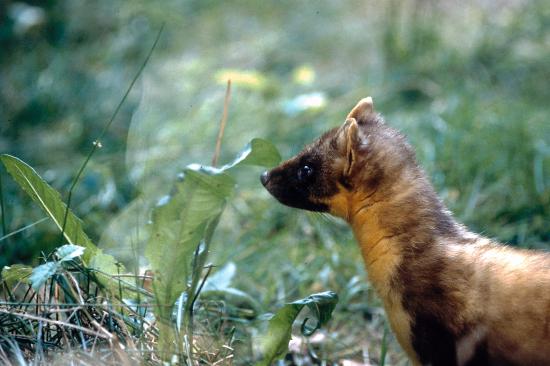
top-left (261, 97), bottom-right (550, 366)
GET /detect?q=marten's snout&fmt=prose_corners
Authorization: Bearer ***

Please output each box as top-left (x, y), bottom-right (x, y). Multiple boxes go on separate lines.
top-left (260, 171), bottom-right (270, 187)
top-left (260, 166), bottom-right (330, 212)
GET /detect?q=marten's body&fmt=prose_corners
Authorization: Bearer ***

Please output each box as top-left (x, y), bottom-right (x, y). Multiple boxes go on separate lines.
top-left (261, 97), bottom-right (550, 366)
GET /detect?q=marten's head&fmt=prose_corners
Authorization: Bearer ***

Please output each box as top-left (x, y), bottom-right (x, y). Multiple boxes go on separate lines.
top-left (261, 97), bottom-right (418, 221)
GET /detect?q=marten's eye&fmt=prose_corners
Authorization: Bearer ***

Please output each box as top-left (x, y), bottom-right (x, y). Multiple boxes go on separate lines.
top-left (297, 165), bottom-right (313, 182)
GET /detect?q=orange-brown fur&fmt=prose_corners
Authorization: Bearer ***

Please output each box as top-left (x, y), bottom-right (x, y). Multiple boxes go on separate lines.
top-left (262, 97), bottom-right (550, 365)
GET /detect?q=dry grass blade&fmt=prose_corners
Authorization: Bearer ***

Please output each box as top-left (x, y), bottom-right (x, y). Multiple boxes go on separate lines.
top-left (212, 79), bottom-right (232, 167)
top-left (0, 309), bottom-right (112, 339)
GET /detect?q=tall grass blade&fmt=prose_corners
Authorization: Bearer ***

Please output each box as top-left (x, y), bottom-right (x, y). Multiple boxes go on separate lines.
top-left (59, 23), bottom-right (165, 243)
top-left (0, 217), bottom-right (48, 243)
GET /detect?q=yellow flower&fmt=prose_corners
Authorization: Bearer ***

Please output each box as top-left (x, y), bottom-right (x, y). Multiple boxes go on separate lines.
top-left (292, 65), bottom-right (315, 85)
top-left (215, 69), bottom-right (267, 90)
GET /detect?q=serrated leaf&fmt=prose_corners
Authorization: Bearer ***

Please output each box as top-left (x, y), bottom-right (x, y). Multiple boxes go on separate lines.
top-left (56, 244), bottom-right (85, 262)
top-left (1, 264), bottom-right (32, 287)
top-left (29, 262), bottom-right (58, 290)
top-left (257, 291), bottom-right (339, 366)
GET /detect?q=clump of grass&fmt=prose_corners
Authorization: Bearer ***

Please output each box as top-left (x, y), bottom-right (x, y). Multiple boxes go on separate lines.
top-left (0, 257), bottom-right (243, 365)
top-left (0, 260), bottom-right (157, 365)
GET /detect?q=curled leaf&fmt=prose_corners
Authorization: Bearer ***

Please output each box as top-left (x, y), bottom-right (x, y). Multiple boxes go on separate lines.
top-left (257, 291), bottom-right (339, 365)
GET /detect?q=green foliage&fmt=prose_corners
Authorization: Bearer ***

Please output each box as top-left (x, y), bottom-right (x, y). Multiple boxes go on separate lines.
top-left (29, 262), bottom-right (58, 290)
top-left (0, 154), bottom-right (120, 281)
top-left (224, 138), bottom-right (283, 169)
top-left (56, 244), bottom-right (86, 262)
top-left (29, 245), bottom-right (86, 290)
top-left (0, 155), bottom-right (95, 260)
top-left (145, 138), bottom-right (281, 358)
top-left (257, 291), bottom-right (338, 365)
top-left (0, 251), bottom-right (155, 365)
top-left (1, 264), bottom-right (32, 288)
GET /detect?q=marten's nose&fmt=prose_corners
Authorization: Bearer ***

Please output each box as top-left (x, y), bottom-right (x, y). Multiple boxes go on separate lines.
top-left (260, 171), bottom-right (270, 186)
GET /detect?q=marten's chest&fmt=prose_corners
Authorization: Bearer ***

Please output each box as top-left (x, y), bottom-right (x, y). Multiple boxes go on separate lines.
top-left (383, 289), bottom-right (421, 365)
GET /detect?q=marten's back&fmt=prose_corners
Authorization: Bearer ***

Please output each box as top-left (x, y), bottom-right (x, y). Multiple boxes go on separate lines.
top-left (444, 238), bottom-right (550, 365)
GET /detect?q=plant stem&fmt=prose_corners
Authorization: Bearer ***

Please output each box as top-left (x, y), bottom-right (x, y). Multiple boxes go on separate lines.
top-left (211, 79), bottom-right (232, 167)
top-left (60, 23), bottom-right (165, 243)
top-left (0, 170), bottom-right (6, 237)
top-left (380, 323), bottom-right (389, 366)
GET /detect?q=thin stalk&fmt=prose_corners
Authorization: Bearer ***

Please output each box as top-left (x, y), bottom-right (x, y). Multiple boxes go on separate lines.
top-left (130, 199), bottom-right (143, 337)
top-left (0, 217), bottom-right (48, 243)
top-left (0, 170), bottom-right (6, 237)
top-left (60, 24), bottom-right (165, 242)
top-left (211, 79), bottom-right (232, 166)
top-left (380, 323), bottom-right (388, 366)
top-left (185, 264), bottom-right (213, 363)
top-left (189, 264), bottom-right (213, 312)
top-left (116, 262), bottom-right (124, 317)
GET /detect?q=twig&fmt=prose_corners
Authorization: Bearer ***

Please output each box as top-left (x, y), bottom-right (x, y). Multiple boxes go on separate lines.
top-left (59, 23), bottom-right (165, 242)
top-left (211, 79), bottom-right (232, 167)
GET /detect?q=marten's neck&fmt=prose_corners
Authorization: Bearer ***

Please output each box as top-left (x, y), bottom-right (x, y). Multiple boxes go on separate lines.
top-left (347, 167), bottom-right (460, 295)
top-left (345, 168), bottom-right (464, 364)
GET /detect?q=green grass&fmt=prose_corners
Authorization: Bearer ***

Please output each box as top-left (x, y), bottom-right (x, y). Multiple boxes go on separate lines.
top-left (1, 0), bottom-right (549, 364)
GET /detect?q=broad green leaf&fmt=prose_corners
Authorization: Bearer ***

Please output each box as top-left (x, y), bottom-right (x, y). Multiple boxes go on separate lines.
top-left (90, 250), bottom-right (121, 276)
top-left (146, 168), bottom-right (234, 306)
top-left (0, 155), bottom-right (95, 262)
top-left (29, 262), bottom-right (58, 290)
top-left (55, 244), bottom-right (85, 262)
top-left (222, 138), bottom-right (282, 170)
top-left (257, 291), bottom-right (338, 366)
top-left (144, 138), bottom-right (281, 359)
top-left (145, 166), bottom-right (234, 357)
top-left (0, 154), bottom-right (121, 277)
top-left (1, 264), bottom-right (32, 287)
top-left (98, 196), bottom-right (151, 265)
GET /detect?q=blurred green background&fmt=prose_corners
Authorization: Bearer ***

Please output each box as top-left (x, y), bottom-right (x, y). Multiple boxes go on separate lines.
top-left (1, 0), bottom-right (549, 363)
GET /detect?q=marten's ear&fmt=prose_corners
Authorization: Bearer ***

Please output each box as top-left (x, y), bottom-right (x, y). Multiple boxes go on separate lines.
top-left (335, 118), bottom-right (359, 176)
top-left (347, 97), bottom-right (374, 122)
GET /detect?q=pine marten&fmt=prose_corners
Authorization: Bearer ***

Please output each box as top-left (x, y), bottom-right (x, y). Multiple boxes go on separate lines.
top-left (260, 97), bottom-right (550, 366)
